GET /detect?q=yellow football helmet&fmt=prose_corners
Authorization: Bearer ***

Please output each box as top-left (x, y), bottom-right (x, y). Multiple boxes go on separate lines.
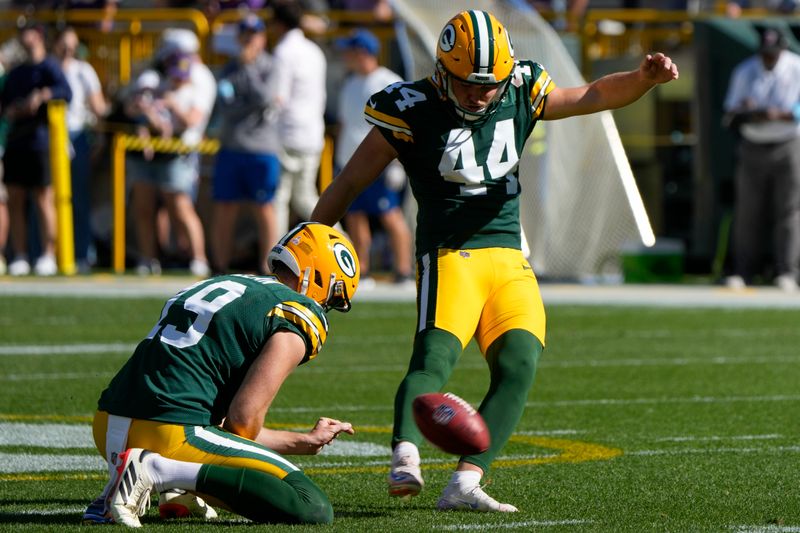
top-left (268, 222), bottom-right (360, 312)
top-left (435, 10), bottom-right (515, 121)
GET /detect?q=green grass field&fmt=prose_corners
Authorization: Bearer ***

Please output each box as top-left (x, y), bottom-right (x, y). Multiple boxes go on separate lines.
top-left (1, 292), bottom-right (799, 532)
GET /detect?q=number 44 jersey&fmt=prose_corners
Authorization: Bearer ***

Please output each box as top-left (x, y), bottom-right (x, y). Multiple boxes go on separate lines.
top-left (98, 275), bottom-right (329, 426)
top-left (365, 60), bottom-right (555, 259)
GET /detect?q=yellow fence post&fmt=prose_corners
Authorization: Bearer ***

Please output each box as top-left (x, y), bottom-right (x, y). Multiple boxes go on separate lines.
top-left (319, 135), bottom-right (334, 193)
top-left (111, 133), bottom-right (126, 274)
top-left (47, 100), bottom-right (76, 276)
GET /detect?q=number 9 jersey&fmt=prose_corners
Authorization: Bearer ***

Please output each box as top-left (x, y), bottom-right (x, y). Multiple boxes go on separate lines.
top-left (364, 60), bottom-right (555, 259)
top-left (98, 274), bottom-right (329, 426)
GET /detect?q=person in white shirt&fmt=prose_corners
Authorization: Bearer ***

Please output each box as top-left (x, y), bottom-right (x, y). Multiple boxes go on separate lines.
top-left (155, 28), bottom-right (216, 199)
top-left (334, 28), bottom-right (412, 287)
top-left (723, 27), bottom-right (800, 292)
top-left (127, 56), bottom-right (210, 277)
top-left (53, 26), bottom-right (108, 273)
top-left (269, 0), bottom-right (327, 240)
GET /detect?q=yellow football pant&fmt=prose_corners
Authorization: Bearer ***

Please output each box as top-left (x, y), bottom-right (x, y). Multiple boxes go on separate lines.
top-left (92, 411), bottom-right (299, 479)
top-left (416, 247), bottom-right (545, 351)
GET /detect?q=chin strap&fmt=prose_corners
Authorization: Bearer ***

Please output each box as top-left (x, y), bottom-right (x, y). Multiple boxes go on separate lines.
top-left (299, 266), bottom-right (312, 296)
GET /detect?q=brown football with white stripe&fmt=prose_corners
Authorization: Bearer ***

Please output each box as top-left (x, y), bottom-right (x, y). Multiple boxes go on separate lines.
top-left (412, 392), bottom-right (490, 456)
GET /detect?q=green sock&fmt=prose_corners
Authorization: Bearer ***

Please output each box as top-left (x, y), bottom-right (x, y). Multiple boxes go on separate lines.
top-left (196, 465), bottom-right (333, 524)
top-left (392, 328), bottom-right (462, 447)
top-left (463, 329), bottom-right (542, 472)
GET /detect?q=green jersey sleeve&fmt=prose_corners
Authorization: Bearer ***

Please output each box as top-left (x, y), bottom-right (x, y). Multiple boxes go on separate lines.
top-left (267, 299), bottom-right (329, 363)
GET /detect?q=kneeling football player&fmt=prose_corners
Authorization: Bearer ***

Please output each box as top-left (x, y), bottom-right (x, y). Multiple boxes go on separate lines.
top-left (83, 222), bottom-right (359, 526)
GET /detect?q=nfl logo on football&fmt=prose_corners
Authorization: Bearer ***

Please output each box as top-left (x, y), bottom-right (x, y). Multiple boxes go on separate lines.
top-left (432, 404), bottom-right (456, 425)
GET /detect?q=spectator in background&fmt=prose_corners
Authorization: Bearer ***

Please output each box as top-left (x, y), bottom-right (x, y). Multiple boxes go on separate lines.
top-left (529, 0), bottom-right (588, 32)
top-left (153, 28), bottom-right (216, 262)
top-left (53, 26), bottom-right (107, 273)
top-left (723, 27), bottom-right (800, 292)
top-left (127, 56), bottom-right (211, 277)
top-left (328, 0), bottom-right (393, 22)
top-left (0, 23), bottom-right (71, 276)
top-left (270, 0), bottom-right (327, 239)
top-left (211, 14), bottom-right (280, 275)
top-left (334, 28), bottom-right (412, 288)
top-left (724, 0), bottom-right (799, 16)
top-left (123, 69), bottom-right (171, 275)
top-left (156, 28), bottom-right (217, 122)
top-left (55, 0), bottom-right (120, 33)
top-left (203, 0), bottom-right (268, 23)
top-left (0, 163), bottom-right (7, 276)
top-left (0, 54), bottom-right (10, 275)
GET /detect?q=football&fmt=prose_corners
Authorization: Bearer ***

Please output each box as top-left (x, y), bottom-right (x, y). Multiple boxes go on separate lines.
top-left (412, 392), bottom-right (490, 456)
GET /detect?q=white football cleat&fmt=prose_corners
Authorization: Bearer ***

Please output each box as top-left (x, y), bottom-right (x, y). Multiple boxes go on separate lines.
top-left (387, 453), bottom-right (424, 497)
top-left (158, 488), bottom-right (218, 520)
top-left (108, 448), bottom-right (157, 528)
top-left (437, 483), bottom-right (518, 512)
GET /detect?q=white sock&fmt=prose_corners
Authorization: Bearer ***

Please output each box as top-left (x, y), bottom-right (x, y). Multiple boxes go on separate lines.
top-left (146, 454), bottom-right (202, 492)
top-left (393, 441), bottom-right (420, 464)
top-left (449, 470), bottom-right (481, 488)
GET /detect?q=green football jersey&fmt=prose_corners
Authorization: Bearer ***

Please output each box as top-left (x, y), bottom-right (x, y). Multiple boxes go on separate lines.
top-left (364, 60), bottom-right (555, 258)
top-left (98, 274), bottom-right (329, 426)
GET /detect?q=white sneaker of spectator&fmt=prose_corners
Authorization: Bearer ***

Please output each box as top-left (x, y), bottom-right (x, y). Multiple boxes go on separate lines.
top-left (189, 259), bottom-right (210, 277)
top-left (8, 256), bottom-right (31, 276)
top-left (34, 254), bottom-right (58, 276)
top-left (136, 259), bottom-right (162, 276)
top-left (724, 275), bottom-right (746, 290)
top-left (775, 274), bottom-right (798, 293)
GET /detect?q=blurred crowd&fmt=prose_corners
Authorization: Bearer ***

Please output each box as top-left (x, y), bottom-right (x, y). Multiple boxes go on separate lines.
top-left (0, 0), bottom-right (414, 281)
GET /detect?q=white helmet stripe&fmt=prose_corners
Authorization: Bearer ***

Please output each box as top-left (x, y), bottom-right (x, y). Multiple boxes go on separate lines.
top-left (278, 221), bottom-right (310, 247)
top-left (470, 10), bottom-right (491, 74)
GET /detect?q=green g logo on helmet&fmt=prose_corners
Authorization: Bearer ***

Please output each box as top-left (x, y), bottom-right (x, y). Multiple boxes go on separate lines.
top-left (333, 242), bottom-right (357, 279)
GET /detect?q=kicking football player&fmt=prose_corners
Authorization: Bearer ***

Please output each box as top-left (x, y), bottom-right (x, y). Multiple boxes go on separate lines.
top-left (311, 10), bottom-right (678, 512)
top-left (83, 222), bottom-right (359, 527)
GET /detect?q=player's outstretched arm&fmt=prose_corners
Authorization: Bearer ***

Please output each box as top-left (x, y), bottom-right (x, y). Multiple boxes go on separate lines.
top-left (544, 52), bottom-right (679, 120)
top-left (224, 331), bottom-right (307, 452)
top-left (312, 127), bottom-right (398, 226)
top-left (256, 418), bottom-right (354, 456)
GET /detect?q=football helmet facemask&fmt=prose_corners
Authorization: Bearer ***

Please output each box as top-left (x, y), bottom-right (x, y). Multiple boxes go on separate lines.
top-left (268, 222), bottom-right (360, 312)
top-left (434, 10), bottom-right (515, 123)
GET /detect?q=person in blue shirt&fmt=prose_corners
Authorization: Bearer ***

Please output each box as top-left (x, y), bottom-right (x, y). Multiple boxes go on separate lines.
top-left (0, 22), bottom-right (71, 276)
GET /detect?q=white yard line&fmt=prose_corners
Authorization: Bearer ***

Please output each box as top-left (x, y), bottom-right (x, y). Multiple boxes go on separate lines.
top-left (10, 507), bottom-right (86, 515)
top-left (0, 343), bottom-right (135, 356)
top-left (265, 394), bottom-right (800, 413)
top-left (628, 445), bottom-right (800, 456)
top-left (733, 526), bottom-right (800, 533)
top-left (5, 279), bottom-right (800, 308)
top-left (439, 520), bottom-right (593, 530)
top-left (0, 452), bottom-right (105, 473)
top-left (2, 342), bottom-right (798, 374)
top-left (3, 372), bottom-right (115, 381)
top-left (656, 434), bottom-right (782, 442)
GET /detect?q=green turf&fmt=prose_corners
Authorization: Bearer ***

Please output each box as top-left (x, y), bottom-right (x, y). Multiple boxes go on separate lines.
top-left (0, 295), bottom-right (798, 531)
